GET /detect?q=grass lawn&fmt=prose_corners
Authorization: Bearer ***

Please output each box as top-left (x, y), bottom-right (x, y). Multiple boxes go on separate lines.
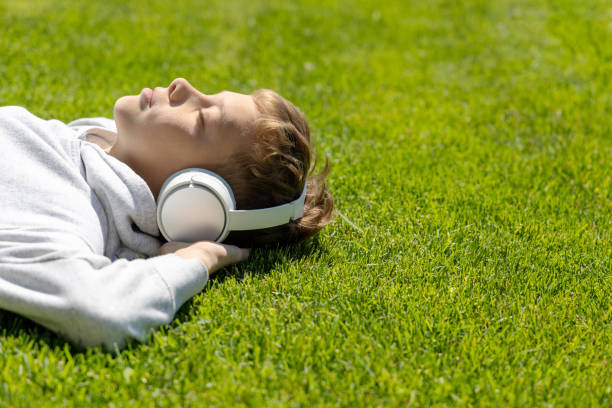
top-left (0, 0), bottom-right (611, 405)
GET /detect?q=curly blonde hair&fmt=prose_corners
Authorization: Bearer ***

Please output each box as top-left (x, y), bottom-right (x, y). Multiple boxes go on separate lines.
top-left (207, 89), bottom-right (334, 247)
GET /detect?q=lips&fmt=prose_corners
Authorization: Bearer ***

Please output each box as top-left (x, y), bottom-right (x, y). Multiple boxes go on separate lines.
top-left (142, 88), bottom-right (153, 108)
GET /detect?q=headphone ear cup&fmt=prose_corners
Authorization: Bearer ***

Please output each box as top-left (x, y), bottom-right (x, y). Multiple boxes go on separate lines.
top-left (156, 168), bottom-right (236, 243)
top-left (158, 186), bottom-right (226, 242)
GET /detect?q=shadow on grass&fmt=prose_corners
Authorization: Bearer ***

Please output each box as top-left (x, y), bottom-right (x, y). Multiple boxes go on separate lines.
top-left (0, 235), bottom-right (328, 355)
top-left (172, 234), bottom-right (328, 321)
top-left (215, 233), bottom-right (327, 284)
top-left (0, 310), bottom-right (84, 354)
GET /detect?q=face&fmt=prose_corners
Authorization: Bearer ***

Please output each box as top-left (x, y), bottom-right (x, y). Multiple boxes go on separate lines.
top-left (112, 78), bottom-right (258, 186)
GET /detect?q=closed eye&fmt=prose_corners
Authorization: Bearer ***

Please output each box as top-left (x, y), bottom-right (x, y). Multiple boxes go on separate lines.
top-left (199, 110), bottom-right (206, 134)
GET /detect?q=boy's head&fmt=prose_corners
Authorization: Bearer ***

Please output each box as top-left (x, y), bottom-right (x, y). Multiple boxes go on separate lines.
top-left (112, 78), bottom-right (333, 247)
top-left (212, 88), bottom-right (334, 247)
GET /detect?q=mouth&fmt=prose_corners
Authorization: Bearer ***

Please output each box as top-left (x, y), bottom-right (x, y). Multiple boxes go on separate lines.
top-left (142, 88), bottom-right (153, 108)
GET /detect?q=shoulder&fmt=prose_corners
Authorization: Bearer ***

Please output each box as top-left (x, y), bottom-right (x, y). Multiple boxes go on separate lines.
top-left (0, 106), bottom-right (53, 131)
top-left (0, 105), bottom-right (35, 119)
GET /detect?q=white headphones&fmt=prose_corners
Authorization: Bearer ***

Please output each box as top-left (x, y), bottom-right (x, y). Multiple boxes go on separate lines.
top-left (156, 168), bottom-right (307, 243)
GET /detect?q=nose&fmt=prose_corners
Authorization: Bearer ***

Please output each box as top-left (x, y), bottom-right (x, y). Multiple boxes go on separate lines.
top-left (170, 77), bottom-right (190, 91)
top-left (168, 77), bottom-right (196, 103)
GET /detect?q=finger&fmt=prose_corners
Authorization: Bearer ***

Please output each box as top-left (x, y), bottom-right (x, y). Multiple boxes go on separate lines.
top-left (219, 244), bottom-right (250, 266)
top-left (240, 247), bottom-right (251, 261)
top-left (229, 245), bottom-right (250, 262)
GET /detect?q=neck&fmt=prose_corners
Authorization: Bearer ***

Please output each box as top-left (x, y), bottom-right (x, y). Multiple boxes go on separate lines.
top-left (108, 143), bottom-right (166, 201)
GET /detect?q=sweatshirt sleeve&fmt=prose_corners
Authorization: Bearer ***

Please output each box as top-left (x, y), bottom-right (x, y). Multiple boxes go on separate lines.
top-left (0, 253), bottom-right (208, 350)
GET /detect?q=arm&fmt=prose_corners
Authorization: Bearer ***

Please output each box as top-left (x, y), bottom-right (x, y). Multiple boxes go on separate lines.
top-left (0, 243), bottom-right (248, 349)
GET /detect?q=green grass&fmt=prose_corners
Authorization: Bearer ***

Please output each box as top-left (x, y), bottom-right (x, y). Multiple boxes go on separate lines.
top-left (0, 0), bottom-right (611, 406)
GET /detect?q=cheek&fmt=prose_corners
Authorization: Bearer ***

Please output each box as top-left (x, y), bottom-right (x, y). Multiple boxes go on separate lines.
top-left (153, 111), bottom-right (200, 140)
top-left (150, 116), bottom-right (189, 140)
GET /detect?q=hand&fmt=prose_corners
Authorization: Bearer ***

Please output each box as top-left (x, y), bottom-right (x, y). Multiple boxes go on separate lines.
top-left (157, 241), bottom-right (250, 275)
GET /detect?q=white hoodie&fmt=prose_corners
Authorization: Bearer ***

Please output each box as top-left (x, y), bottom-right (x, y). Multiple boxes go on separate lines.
top-left (0, 106), bottom-right (209, 349)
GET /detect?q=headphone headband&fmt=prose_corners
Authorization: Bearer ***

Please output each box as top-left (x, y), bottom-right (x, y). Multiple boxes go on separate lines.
top-left (228, 182), bottom-right (307, 231)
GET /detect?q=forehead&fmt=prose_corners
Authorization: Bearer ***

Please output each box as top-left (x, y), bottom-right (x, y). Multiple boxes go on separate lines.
top-left (219, 91), bottom-right (258, 128)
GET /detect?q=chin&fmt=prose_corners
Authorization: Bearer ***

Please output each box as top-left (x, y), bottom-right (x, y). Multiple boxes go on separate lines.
top-left (113, 95), bottom-right (141, 128)
top-left (113, 95), bottom-right (135, 116)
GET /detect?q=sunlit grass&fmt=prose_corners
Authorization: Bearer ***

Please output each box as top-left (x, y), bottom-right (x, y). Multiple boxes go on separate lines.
top-left (0, 0), bottom-right (610, 406)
